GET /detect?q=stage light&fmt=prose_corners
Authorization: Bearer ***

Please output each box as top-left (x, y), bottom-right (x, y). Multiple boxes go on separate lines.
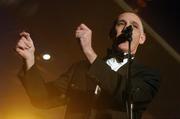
top-left (42, 53), bottom-right (51, 61)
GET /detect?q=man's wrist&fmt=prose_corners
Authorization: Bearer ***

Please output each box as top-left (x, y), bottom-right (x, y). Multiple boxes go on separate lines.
top-left (25, 57), bottom-right (35, 70)
top-left (83, 48), bottom-right (97, 64)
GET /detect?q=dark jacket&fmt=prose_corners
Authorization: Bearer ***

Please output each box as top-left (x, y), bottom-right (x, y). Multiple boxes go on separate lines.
top-left (18, 57), bottom-right (160, 119)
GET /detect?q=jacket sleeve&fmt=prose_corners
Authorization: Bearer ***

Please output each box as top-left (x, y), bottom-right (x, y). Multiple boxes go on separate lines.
top-left (130, 66), bottom-right (160, 111)
top-left (18, 64), bottom-right (76, 109)
top-left (87, 57), bottom-right (160, 110)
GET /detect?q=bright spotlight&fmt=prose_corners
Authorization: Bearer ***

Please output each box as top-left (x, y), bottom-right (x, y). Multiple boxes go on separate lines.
top-left (42, 53), bottom-right (51, 61)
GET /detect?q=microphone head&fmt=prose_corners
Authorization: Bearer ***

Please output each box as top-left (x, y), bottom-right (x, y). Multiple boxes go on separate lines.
top-left (122, 25), bottom-right (133, 37)
top-left (112, 25), bottom-right (133, 48)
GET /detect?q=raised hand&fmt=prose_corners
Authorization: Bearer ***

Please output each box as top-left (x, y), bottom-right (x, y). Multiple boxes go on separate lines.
top-left (16, 32), bottom-right (35, 70)
top-left (75, 24), bottom-right (97, 63)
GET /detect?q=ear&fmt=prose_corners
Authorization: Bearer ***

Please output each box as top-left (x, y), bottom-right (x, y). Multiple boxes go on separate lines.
top-left (139, 33), bottom-right (146, 44)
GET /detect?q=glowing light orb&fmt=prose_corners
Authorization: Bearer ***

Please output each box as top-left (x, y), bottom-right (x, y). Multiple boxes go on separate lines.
top-left (42, 54), bottom-right (51, 60)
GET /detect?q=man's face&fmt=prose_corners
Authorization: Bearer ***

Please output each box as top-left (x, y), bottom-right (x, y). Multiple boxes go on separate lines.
top-left (115, 12), bottom-right (146, 54)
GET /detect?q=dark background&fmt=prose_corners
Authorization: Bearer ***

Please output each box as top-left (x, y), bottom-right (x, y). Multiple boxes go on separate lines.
top-left (0, 0), bottom-right (179, 119)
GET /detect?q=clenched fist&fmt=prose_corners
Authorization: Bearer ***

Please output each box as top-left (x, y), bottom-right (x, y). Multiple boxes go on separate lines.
top-left (16, 32), bottom-right (35, 70)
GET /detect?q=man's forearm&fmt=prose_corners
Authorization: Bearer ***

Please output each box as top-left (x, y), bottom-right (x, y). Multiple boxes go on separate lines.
top-left (83, 48), bottom-right (97, 64)
top-left (25, 56), bottom-right (35, 70)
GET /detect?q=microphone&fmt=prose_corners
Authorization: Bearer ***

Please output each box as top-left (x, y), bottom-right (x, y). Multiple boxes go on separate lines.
top-left (113, 25), bottom-right (133, 48)
top-left (122, 25), bottom-right (133, 40)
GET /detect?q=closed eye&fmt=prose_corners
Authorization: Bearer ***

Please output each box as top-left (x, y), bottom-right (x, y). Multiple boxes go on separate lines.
top-left (132, 22), bottom-right (139, 29)
top-left (116, 20), bottom-right (126, 26)
top-left (133, 24), bottom-right (138, 29)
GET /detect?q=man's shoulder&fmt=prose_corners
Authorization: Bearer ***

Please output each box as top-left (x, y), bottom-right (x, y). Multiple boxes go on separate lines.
top-left (132, 61), bottom-right (160, 76)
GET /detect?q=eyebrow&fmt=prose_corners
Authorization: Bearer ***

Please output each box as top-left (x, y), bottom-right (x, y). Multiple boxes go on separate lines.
top-left (117, 18), bottom-right (139, 24)
top-left (116, 19), bottom-right (126, 24)
top-left (117, 19), bottom-right (140, 28)
top-left (131, 21), bottom-right (139, 27)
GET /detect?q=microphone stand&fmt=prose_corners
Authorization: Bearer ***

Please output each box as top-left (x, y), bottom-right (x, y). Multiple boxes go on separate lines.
top-left (124, 27), bottom-right (134, 119)
top-left (111, 25), bottom-right (134, 119)
top-left (126, 36), bottom-right (134, 119)
top-left (115, 25), bottom-right (134, 119)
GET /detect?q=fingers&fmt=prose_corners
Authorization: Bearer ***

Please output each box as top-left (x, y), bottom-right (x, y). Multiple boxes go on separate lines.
top-left (79, 24), bottom-right (90, 30)
top-left (16, 32), bottom-right (34, 51)
top-left (75, 23), bottom-right (91, 38)
top-left (20, 31), bottom-right (33, 43)
top-left (15, 31), bottom-right (35, 61)
top-left (22, 36), bottom-right (32, 48)
top-left (15, 47), bottom-right (25, 57)
top-left (20, 31), bottom-right (29, 36)
top-left (76, 23), bottom-right (90, 31)
top-left (16, 37), bottom-right (30, 50)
